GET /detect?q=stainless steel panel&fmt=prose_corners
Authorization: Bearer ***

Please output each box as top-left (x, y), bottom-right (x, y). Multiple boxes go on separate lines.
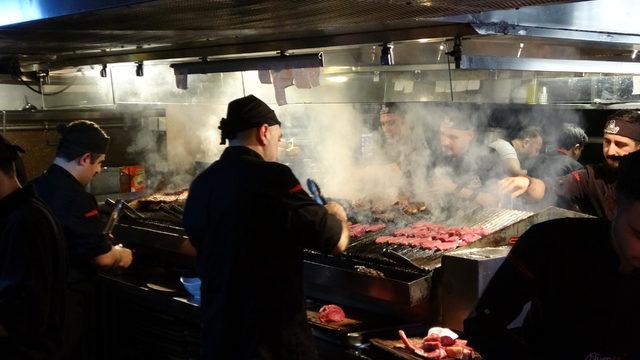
top-left (0, 0), bottom-right (574, 69)
top-left (440, 246), bottom-right (510, 331)
top-left (460, 55), bottom-right (640, 74)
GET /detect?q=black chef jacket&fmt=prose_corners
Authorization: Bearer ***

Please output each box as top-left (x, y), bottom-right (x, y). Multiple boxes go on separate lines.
top-left (528, 152), bottom-right (583, 180)
top-left (183, 146), bottom-right (343, 360)
top-left (32, 164), bottom-right (111, 281)
top-left (528, 152), bottom-right (584, 209)
top-left (0, 184), bottom-right (66, 360)
top-left (555, 163), bottom-right (617, 221)
top-left (464, 218), bottom-right (640, 360)
top-left (434, 143), bottom-right (505, 196)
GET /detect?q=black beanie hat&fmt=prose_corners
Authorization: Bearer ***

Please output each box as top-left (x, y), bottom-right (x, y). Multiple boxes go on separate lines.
top-left (218, 95), bottom-right (281, 145)
top-left (617, 150), bottom-right (640, 202)
top-left (57, 120), bottom-right (110, 156)
top-left (0, 134), bottom-right (25, 162)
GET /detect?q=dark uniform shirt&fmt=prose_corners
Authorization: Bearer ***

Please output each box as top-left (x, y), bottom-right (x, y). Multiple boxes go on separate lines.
top-left (555, 163), bottom-right (616, 221)
top-left (528, 152), bottom-right (584, 209)
top-left (32, 164), bottom-right (111, 280)
top-left (464, 218), bottom-right (640, 360)
top-left (528, 152), bottom-right (584, 180)
top-left (434, 143), bottom-right (505, 200)
top-left (0, 184), bottom-right (66, 360)
top-left (183, 146), bottom-right (343, 360)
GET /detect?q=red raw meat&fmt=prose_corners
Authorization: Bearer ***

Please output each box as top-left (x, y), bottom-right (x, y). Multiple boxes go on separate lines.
top-left (375, 236), bottom-right (395, 244)
top-left (434, 242), bottom-right (459, 251)
top-left (349, 224), bottom-right (367, 238)
top-left (422, 341), bottom-right (441, 352)
top-left (440, 335), bottom-right (456, 346)
top-left (399, 328), bottom-right (476, 360)
top-left (318, 304), bottom-right (345, 323)
top-left (366, 223), bottom-right (386, 232)
top-left (350, 223), bottom-right (386, 238)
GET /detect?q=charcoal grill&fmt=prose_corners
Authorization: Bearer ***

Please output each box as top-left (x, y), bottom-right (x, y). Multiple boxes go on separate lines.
top-left (104, 199), bottom-right (194, 257)
top-left (304, 206), bottom-right (588, 320)
top-left (345, 206), bottom-right (534, 270)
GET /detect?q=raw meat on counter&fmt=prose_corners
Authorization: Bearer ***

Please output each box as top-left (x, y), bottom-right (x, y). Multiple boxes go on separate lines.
top-left (318, 304), bottom-right (345, 323)
top-left (348, 223), bottom-right (386, 239)
top-left (375, 222), bottom-right (488, 251)
top-left (398, 327), bottom-right (477, 360)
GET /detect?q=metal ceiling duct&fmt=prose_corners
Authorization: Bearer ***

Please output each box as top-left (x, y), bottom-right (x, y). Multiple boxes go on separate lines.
top-left (0, 0), bottom-right (579, 70)
top-left (438, 0), bottom-right (640, 45)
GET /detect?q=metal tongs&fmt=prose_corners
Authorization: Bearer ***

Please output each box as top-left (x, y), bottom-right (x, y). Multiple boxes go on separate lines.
top-left (306, 178), bottom-right (326, 205)
top-left (103, 200), bottom-right (124, 237)
top-left (105, 198), bottom-right (145, 219)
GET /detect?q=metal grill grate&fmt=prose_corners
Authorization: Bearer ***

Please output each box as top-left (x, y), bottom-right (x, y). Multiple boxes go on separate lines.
top-left (346, 207), bottom-right (534, 267)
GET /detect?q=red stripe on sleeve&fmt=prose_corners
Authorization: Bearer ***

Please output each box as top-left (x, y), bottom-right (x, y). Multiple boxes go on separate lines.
top-left (571, 171), bottom-right (581, 182)
top-left (84, 209), bottom-right (99, 218)
top-left (288, 184), bottom-right (303, 194)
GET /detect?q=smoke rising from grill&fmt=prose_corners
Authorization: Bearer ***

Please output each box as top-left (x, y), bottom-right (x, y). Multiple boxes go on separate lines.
top-left (116, 65), bottom-right (586, 216)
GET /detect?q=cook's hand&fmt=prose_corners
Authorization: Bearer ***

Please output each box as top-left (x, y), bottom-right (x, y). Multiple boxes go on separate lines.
top-left (114, 244), bottom-right (133, 268)
top-left (498, 176), bottom-right (530, 198)
top-left (431, 178), bottom-right (458, 194)
top-left (325, 201), bottom-right (348, 222)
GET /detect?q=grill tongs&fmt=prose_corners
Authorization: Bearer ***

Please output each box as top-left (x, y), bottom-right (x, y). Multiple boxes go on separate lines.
top-left (103, 200), bottom-right (124, 238)
top-left (105, 198), bottom-right (145, 220)
top-left (159, 204), bottom-right (183, 221)
top-left (382, 248), bottom-right (428, 274)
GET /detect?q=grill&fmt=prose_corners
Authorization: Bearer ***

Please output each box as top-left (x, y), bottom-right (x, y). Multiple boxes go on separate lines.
top-left (345, 207), bottom-right (533, 269)
top-left (304, 206), bottom-right (589, 320)
top-left (105, 196), bottom-right (588, 321)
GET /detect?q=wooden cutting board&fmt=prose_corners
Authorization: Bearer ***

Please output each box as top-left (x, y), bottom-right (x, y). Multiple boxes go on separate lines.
top-left (306, 310), bottom-right (362, 332)
top-left (371, 337), bottom-right (483, 360)
top-left (370, 338), bottom-right (421, 359)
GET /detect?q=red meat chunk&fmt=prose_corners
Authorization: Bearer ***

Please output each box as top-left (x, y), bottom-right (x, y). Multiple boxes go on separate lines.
top-left (318, 304), bottom-right (345, 323)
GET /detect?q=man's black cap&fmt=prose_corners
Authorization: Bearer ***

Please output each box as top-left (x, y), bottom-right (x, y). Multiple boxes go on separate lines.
top-left (0, 134), bottom-right (24, 161)
top-left (617, 150), bottom-right (640, 202)
top-left (57, 120), bottom-right (110, 155)
top-left (218, 95), bottom-right (281, 145)
top-left (380, 102), bottom-right (404, 116)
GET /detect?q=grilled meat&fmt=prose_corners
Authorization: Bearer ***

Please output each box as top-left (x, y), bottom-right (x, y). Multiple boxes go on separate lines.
top-left (354, 265), bottom-right (385, 277)
top-left (128, 189), bottom-right (189, 211)
top-left (352, 197), bottom-right (427, 221)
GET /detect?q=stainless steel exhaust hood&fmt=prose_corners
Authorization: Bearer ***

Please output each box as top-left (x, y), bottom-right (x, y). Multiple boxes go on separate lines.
top-left (0, 0), bottom-right (579, 71)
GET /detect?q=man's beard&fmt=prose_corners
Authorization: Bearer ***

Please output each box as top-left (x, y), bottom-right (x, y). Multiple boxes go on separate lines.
top-left (605, 155), bottom-right (624, 170)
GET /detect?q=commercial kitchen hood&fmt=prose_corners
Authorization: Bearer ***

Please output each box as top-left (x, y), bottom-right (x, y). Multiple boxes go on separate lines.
top-left (0, 0), bottom-right (582, 71)
top-left (3, 0), bottom-right (640, 108)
